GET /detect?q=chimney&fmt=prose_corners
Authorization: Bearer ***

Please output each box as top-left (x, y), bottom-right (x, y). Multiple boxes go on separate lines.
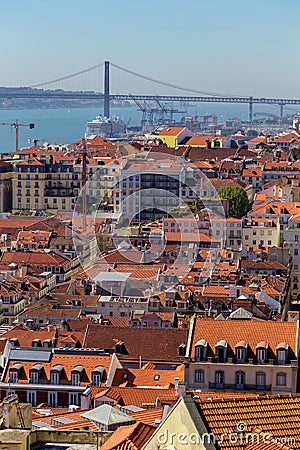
top-left (174, 378), bottom-right (186, 397)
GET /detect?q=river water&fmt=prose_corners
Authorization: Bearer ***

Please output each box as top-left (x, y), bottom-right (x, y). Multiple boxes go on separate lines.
top-left (0, 103), bottom-right (285, 153)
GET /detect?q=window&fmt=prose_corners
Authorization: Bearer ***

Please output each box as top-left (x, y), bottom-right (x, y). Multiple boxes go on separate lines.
top-left (256, 371), bottom-right (266, 387)
top-left (27, 391), bottom-right (37, 406)
top-left (276, 372), bottom-right (286, 386)
top-left (9, 371), bottom-right (18, 383)
top-left (277, 349), bottom-right (287, 364)
top-left (295, 249), bottom-right (299, 256)
top-left (215, 370), bottom-right (224, 388)
top-left (195, 340), bottom-right (207, 361)
top-left (92, 373), bottom-right (102, 386)
top-left (71, 373), bottom-right (80, 386)
top-left (256, 348), bottom-right (267, 363)
top-left (235, 371), bottom-right (245, 388)
top-left (48, 392), bottom-right (57, 407)
top-left (215, 340), bottom-right (227, 362)
top-left (30, 371), bottom-right (39, 384)
top-left (50, 372), bottom-right (60, 385)
top-left (69, 392), bottom-right (79, 406)
top-left (236, 347), bottom-right (246, 363)
top-left (195, 369), bottom-right (205, 383)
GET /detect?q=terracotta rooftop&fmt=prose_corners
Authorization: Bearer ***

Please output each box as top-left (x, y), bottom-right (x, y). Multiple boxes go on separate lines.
top-left (190, 317), bottom-right (298, 361)
top-left (95, 386), bottom-right (178, 408)
top-left (100, 421), bottom-right (155, 450)
top-left (196, 394), bottom-right (300, 449)
top-left (84, 325), bottom-right (188, 361)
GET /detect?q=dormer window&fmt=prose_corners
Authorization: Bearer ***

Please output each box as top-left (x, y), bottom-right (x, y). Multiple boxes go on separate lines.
top-left (9, 363), bottom-right (23, 383)
top-left (43, 339), bottom-right (52, 348)
top-left (29, 364), bottom-right (43, 384)
top-left (276, 343), bottom-right (288, 364)
top-left (50, 365), bottom-right (63, 385)
top-left (71, 365), bottom-right (84, 386)
top-left (235, 341), bottom-right (248, 363)
top-left (9, 338), bottom-right (20, 347)
top-left (92, 366), bottom-right (104, 386)
top-left (195, 339), bottom-right (207, 361)
top-left (256, 342), bottom-right (268, 363)
top-left (115, 341), bottom-right (126, 355)
top-left (32, 339), bottom-right (42, 347)
top-left (215, 340), bottom-right (228, 363)
top-left (178, 344), bottom-right (186, 357)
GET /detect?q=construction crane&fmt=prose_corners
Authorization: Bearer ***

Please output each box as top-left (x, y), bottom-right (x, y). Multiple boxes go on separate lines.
top-left (154, 99), bottom-right (186, 125)
top-left (129, 93), bottom-right (156, 130)
top-left (0, 119), bottom-right (34, 152)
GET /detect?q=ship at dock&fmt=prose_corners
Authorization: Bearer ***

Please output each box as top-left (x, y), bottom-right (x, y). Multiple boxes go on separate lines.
top-left (85, 115), bottom-right (126, 138)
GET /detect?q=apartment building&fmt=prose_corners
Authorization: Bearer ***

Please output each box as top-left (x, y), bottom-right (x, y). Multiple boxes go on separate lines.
top-left (242, 217), bottom-right (280, 248)
top-left (13, 155), bottom-right (76, 213)
top-left (0, 282), bottom-right (26, 325)
top-left (0, 347), bottom-right (112, 407)
top-left (283, 214), bottom-right (300, 307)
top-left (185, 317), bottom-right (299, 394)
top-left (0, 161), bottom-right (13, 212)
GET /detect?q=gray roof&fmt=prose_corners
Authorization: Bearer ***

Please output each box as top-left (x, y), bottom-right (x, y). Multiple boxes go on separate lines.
top-left (229, 307), bottom-right (253, 320)
top-left (81, 404), bottom-right (136, 426)
top-left (31, 364), bottom-right (44, 371)
top-left (94, 272), bottom-right (131, 283)
top-left (9, 349), bottom-right (52, 362)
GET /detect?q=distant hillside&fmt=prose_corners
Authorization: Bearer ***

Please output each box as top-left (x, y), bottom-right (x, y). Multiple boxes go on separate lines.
top-left (0, 86), bottom-right (104, 109)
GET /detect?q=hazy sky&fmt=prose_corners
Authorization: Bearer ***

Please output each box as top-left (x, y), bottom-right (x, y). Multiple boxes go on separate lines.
top-left (1, 0), bottom-right (299, 97)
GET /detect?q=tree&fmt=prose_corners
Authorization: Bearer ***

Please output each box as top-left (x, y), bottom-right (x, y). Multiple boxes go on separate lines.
top-left (218, 185), bottom-right (250, 219)
top-left (291, 146), bottom-right (300, 161)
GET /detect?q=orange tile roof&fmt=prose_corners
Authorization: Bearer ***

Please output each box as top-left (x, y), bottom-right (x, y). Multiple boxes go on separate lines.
top-left (129, 407), bottom-right (164, 426)
top-left (112, 364), bottom-right (184, 388)
top-left (17, 157), bottom-right (44, 166)
top-left (190, 318), bottom-right (298, 361)
top-left (196, 394), bottom-right (300, 449)
top-left (84, 325), bottom-right (188, 361)
top-left (0, 323), bottom-right (56, 347)
top-left (100, 421), bottom-right (155, 450)
top-left (95, 386), bottom-right (178, 408)
top-left (245, 427), bottom-right (291, 449)
top-left (4, 352), bottom-right (112, 385)
top-left (159, 127), bottom-right (186, 136)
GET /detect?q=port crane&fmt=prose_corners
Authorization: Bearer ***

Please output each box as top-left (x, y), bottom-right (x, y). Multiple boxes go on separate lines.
top-left (0, 119), bottom-right (35, 152)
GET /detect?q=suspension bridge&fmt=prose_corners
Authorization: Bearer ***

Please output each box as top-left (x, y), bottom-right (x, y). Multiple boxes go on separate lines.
top-left (1, 61), bottom-right (300, 123)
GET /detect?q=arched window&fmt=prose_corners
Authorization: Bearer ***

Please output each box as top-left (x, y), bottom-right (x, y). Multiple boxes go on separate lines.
top-left (195, 339), bottom-right (207, 361)
top-left (276, 343), bottom-right (288, 364)
top-left (256, 342), bottom-right (268, 363)
top-left (215, 340), bottom-right (227, 362)
top-left (235, 371), bottom-right (245, 389)
top-left (235, 341), bottom-right (248, 363)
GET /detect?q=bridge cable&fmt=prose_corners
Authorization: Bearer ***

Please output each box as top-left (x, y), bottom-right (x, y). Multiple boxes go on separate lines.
top-left (28, 62), bottom-right (104, 89)
top-left (110, 62), bottom-right (245, 98)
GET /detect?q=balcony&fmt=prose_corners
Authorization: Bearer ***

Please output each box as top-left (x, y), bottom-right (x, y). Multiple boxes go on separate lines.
top-left (208, 383), bottom-right (272, 391)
